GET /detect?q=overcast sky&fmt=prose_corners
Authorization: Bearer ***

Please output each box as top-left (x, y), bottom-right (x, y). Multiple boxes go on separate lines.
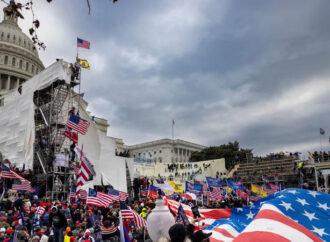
top-left (6, 0), bottom-right (330, 155)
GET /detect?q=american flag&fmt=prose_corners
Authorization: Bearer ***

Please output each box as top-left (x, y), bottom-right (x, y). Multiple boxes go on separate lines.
top-left (77, 37), bottom-right (90, 49)
top-left (108, 189), bottom-right (129, 202)
top-left (66, 114), bottom-right (89, 135)
top-left (120, 202), bottom-right (146, 228)
top-left (208, 187), bottom-right (222, 200)
top-left (12, 178), bottom-right (34, 192)
top-left (0, 164), bottom-right (20, 179)
top-left (74, 146), bottom-right (95, 196)
top-left (87, 188), bottom-right (113, 207)
top-left (70, 186), bottom-right (77, 199)
top-left (204, 189), bottom-right (330, 241)
top-left (0, 165), bottom-right (34, 192)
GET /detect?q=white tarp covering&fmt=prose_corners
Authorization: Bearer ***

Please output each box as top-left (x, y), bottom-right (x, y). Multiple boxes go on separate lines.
top-left (76, 106), bottom-right (132, 192)
top-left (0, 60), bottom-right (71, 168)
top-left (0, 59), bottom-right (131, 192)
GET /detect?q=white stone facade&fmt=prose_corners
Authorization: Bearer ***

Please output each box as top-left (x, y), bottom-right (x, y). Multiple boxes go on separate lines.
top-left (126, 139), bottom-right (205, 164)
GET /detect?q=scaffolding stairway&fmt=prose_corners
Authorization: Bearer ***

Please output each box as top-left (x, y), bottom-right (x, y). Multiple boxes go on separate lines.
top-left (33, 80), bottom-right (74, 200)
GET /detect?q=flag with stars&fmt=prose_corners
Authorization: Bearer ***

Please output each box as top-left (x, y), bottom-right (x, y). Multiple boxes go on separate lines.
top-left (204, 188), bottom-right (330, 241)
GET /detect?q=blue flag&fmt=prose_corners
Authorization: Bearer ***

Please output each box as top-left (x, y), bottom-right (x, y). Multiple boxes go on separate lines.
top-left (226, 179), bottom-right (244, 191)
top-left (176, 204), bottom-right (190, 226)
top-left (206, 177), bottom-right (223, 188)
top-left (186, 181), bottom-right (203, 194)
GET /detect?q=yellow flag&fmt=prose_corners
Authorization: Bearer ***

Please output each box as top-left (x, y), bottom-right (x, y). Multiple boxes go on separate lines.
top-left (251, 184), bottom-right (267, 197)
top-left (78, 58), bottom-right (90, 70)
top-left (308, 152), bottom-right (313, 158)
top-left (227, 187), bottom-right (232, 193)
top-left (168, 180), bottom-right (183, 193)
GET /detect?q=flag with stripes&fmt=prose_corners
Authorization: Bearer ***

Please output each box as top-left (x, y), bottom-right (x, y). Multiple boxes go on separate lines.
top-left (74, 146), bottom-right (95, 196)
top-left (87, 188), bottom-right (113, 207)
top-left (12, 178), bottom-right (34, 192)
top-left (77, 37), bottom-right (90, 49)
top-left (204, 188), bottom-right (330, 241)
top-left (77, 189), bottom-right (88, 200)
top-left (0, 165), bottom-right (34, 192)
top-left (66, 114), bottom-right (89, 135)
top-left (109, 189), bottom-right (129, 202)
top-left (208, 187), bottom-right (222, 200)
top-left (120, 202), bottom-right (146, 228)
top-left (70, 186), bottom-right (76, 199)
top-left (0, 164), bottom-right (20, 179)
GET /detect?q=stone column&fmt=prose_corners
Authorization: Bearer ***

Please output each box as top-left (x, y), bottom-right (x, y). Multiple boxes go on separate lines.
top-left (6, 75), bottom-right (10, 90)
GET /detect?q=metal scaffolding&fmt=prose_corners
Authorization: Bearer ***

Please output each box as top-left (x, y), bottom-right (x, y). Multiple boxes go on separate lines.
top-left (33, 77), bottom-right (78, 201)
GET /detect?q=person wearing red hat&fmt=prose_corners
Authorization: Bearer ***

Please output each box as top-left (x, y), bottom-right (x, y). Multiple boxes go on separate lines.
top-left (78, 229), bottom-right (95, 242)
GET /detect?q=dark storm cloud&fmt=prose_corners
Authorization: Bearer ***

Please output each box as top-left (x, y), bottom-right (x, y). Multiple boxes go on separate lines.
top-left (21, 0), bottom-right (330, 155)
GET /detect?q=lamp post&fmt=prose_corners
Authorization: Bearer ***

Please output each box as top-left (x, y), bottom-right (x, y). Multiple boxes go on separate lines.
top-left (147, 191), bottom-right (175, 241)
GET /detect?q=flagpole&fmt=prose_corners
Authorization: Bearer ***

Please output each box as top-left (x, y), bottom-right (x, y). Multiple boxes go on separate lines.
top-left (172, 119), bottom-right (174, 140)
top-left (320, 133), bottom-right (323, 162)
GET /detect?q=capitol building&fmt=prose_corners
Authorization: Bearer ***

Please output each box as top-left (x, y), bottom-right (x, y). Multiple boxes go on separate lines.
top-left (0, 1), bottom-right (44, 97)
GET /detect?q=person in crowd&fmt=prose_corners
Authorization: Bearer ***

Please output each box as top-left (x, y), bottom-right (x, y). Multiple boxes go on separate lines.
top-left (78, 229), bottom-right (95, 242)
top-left (139, 207), bottom-right (148, 219)
top-left (100, 220), bottom-right (119, 241)
top-left (49, 206), bottom-right (67, 242)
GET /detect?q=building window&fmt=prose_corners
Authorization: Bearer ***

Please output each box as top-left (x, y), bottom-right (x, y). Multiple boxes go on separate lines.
top-left (1, 32), bottom-right (4, 41)
top-left (19, 60), bottom-right (22, 69)
top-left (24, 39), bottom-right (26, 46)
top-left (138, 153), bottom-right (141, 157)
top-left (26, 62), bottom-right (29, 71)
top-left (28, 42), bottom-right (30, 49)
top-left (13, 35), bottom-right (16, 42)
top-left (10, 77), bottom-right (17, 89)
top-left (1, 75), bottom-right (7, 89)
top-left (154, 151), bottom-right (156, 155)
top-left (159, 157), bottom-right (162, 162)
top-left (4, 56), bottom-right (8, 65)
top-left (159, 150), bottom-right (162, 153)
top-left (18, 37), bottom-right (21, 44)
top-left (7, 34), bottom-right (10, 41)
top-left (12, 57), bottom-right (16, 66)
top-left (32, 65), bottom-right (34, 73)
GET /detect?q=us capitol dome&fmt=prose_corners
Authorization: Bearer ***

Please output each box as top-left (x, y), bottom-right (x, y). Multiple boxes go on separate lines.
top-left (0, 0), bottom-right (44, 96)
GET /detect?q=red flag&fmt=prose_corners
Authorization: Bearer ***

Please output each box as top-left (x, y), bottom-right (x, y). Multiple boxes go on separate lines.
top-left (63, 126), bottom-right (78, 143)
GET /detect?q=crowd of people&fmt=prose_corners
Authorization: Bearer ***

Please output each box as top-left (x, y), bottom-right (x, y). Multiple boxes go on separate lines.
top-left (0, 191), bottom-right (221, 242)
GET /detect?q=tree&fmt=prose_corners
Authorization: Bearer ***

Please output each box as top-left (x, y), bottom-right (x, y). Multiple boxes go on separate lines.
top-left (190, 141), bottom-right (253, 170)
top-left (0, 0), bottom-right (118, 49)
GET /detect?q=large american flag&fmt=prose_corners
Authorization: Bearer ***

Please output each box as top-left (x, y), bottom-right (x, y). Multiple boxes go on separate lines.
top-left (74, 146), bottom-right (95, 196)
top-left (108, 189), bottom-right (129, 202)
top-left (204, 188), bottom-right (330, 241)
top-left (66, 114), bottom-right (89, 135)
top-left (87, 188), bottom-right (113, 207)
top-left (120, 202), bottom-right (146, 228)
